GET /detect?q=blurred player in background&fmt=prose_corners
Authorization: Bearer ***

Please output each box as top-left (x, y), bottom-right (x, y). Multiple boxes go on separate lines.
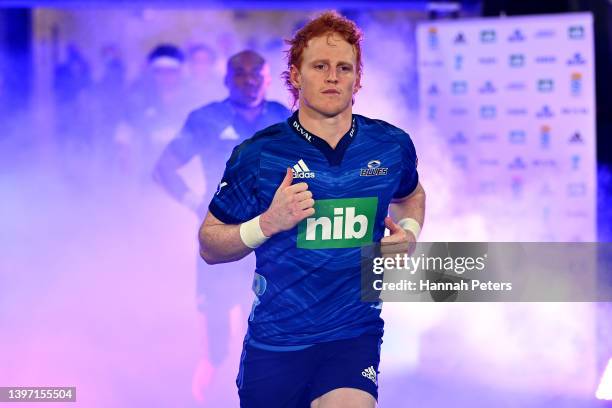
top-left (153, 49), bottom-right (290, 403)
top-left (117, 44), bottom-right (194, 181)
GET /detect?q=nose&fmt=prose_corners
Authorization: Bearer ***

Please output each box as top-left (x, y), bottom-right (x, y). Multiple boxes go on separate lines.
top-left (325, 69), bottom-right (338, 84)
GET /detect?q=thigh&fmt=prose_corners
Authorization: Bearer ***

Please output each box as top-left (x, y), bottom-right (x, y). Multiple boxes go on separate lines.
top-left (309, 334), bottom-right (382, 406)
top-left (312, 388), bottom-right (375, 408)
top-left (237, 343), bottom-right (316, 408)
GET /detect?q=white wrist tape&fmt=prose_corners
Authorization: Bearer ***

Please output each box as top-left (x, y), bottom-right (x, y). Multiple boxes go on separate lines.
top-left (398, 217), bottom-right (421, 239)
top-left (239, 215), bottom-right (269, 249)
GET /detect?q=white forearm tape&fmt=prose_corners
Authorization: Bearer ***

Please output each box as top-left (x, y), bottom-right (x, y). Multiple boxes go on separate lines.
top-left (239, 215), bottom-right (269, 249)
top-left (398, 217), bottom-right (421, 239)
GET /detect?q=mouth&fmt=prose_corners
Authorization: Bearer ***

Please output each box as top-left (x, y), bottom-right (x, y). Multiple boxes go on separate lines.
top-left (242, 89), bottom-right (259, 98)
top-left (322, 89), bottom-right (340, 95)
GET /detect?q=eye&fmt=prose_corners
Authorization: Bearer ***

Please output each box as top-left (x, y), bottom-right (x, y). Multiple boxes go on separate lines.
top-left (314, 64), bottom-right (326, 70)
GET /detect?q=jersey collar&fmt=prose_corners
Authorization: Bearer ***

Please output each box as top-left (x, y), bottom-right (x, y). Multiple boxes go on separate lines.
top-left (288, 110), bottom-right (357, 167)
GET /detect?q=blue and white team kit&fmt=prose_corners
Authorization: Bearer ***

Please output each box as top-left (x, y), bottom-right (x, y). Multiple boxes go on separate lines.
top-left (208, 111), bottom-right (419, 407)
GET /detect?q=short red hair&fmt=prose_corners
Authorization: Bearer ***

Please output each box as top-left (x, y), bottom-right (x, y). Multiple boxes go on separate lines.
top-left (282, 11), bottom-right (364, 106)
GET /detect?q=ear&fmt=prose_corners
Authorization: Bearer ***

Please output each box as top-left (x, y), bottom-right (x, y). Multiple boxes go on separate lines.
top-left (353, 74), bottom-right (362, 94)
top-left (289, 64), bottom-right (301, 90)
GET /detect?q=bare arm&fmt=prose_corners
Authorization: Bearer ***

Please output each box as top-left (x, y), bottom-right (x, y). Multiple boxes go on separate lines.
top-left (198, 211), bottom-right (253, 264)
top-left (199, 168), bottom-right (315, 264)
top-left (153, 144), bottom-right (199, 211)
top-left (382, 182), bottom-right (426, 244)
top-left (389, 181), bottom-right (426, 229)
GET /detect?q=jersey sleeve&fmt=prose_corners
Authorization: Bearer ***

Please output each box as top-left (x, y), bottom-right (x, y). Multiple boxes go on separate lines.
top-left (393, 132), bottom-right (419, 199)
top-left (208, 141), bottom-right (261, 224)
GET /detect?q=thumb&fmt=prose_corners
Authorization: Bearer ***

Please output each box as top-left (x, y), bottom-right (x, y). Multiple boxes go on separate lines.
top-left (384, 216), bottom-right (401, 234)
top-left (280, 167), bottom-right (293, 188)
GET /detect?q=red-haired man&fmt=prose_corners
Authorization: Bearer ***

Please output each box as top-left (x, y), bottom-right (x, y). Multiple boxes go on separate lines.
top-left (199, 11), bottom-right (425, 408)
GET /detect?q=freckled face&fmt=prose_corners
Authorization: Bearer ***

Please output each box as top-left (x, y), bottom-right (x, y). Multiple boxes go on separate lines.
top-left (291, 33), bottom-right (359, 118)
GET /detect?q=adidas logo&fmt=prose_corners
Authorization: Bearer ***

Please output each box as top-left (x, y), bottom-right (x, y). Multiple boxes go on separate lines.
top-left (219, 125), bottom-right (239, 140)
top-left (292, 159), bottom-right (315, 179)
top-left (361, 365), bottom-right (377, 385)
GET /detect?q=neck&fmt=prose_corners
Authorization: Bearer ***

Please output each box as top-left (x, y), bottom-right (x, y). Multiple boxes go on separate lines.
top-left (229, 99), bottom-right (264, 122)
top-left (298, 106), bottom-right (352, 149)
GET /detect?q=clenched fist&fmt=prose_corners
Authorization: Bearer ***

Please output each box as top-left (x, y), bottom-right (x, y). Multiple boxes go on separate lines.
top-left (380, 216), bottom-right (417, 257)
top-left (259, 168), bottom-right (315, 237)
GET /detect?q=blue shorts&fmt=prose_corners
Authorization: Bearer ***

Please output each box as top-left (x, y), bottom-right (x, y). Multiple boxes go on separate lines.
top-left (236, 334), bottom-right (382, 408)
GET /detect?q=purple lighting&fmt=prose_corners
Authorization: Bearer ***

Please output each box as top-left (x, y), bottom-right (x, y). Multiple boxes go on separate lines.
top-left (596, 358), bottom-right (612, 400)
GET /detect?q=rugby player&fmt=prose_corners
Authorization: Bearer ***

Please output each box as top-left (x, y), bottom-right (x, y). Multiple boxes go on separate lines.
top-left (199, 11), bottom-right (425, 408)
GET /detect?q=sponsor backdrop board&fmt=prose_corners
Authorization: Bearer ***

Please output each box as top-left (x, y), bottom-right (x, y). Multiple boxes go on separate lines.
top-left (416, 13), bottom-right (596, 242)
top-left (408, 13), bottom-right (599, 398)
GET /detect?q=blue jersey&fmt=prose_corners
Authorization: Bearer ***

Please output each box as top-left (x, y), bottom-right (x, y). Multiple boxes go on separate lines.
top-left (209, 111), bottom-right (419, 347)
top-left (166, 98), bottom-right (290, 206)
